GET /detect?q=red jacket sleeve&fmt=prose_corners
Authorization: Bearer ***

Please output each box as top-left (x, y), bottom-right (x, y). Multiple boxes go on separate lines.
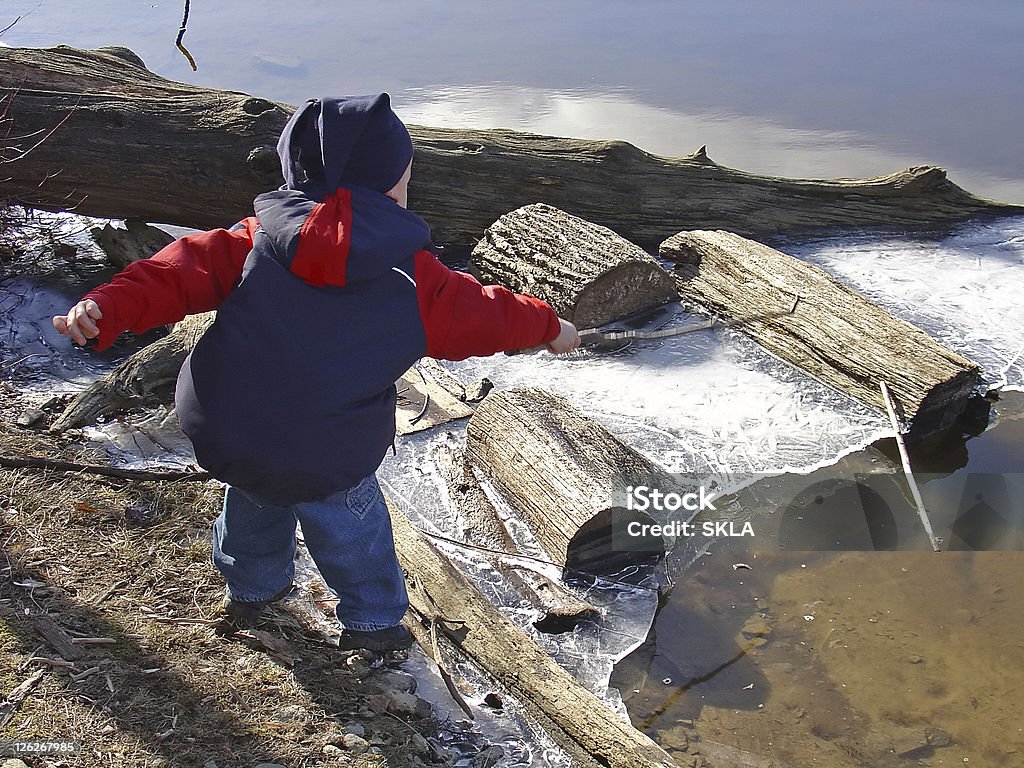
top-left (83, 218), bottom-right (258, 350)
top-left (414, 250), bottom-right (561, 361)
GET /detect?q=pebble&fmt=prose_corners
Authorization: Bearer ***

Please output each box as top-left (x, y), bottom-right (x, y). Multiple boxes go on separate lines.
top-left (344, 722), bottom-right (366, 737)
top-left (364, 669), bottom-right (418, 695)
top-left (202, 761), bottom-right (218, 768)
top-left (16, 408), bottom-right (46, 428)
top-left (341, 733), bottom-right (369, 753)
top-left (474, 745), bottom-right (504, 766)
top-left (322, 744), bottom-right (344, 758)
top-left (254, 764), bottom-right (288, 768)
top-left (409, 733), bottom-right (431, 756)
top-left (908, 654), bottom-right (924, 664)
top-left (741, 615), bottom-right (772, 638)
top-left (464, 377), bottom-right (494, 403)
top-left (3, 760), bottom-right (31, 768)
top-left (659, 725), bottom-right (690, 751)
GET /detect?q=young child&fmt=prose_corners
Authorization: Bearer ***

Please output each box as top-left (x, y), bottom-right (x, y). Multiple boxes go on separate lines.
top-left (54, 94), bottom-right (579, 652)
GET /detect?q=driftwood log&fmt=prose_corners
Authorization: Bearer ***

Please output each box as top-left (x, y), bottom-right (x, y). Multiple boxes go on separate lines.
top-left (661, 230), bottom-right (982, 435)
top-left (50, 312), bottom-right (214, 431)
top-left (3, 46), bottom-right (1021, 250)
top-left (469, 203), bottom-right (677, 328)
top-left (434, 437), bottom-right (599, 633)
top-left (465, 388), bottom-right (682, 576)
top-left (389, 497), bottom-right (684, 768)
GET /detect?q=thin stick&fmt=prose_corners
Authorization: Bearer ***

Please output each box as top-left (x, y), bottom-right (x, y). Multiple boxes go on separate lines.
top-left (176, 0), bottom-right (198, 71)
top-left (879, 381), bottom-right (940, 552)
top-left (0, 453), bottom-right (210, 482)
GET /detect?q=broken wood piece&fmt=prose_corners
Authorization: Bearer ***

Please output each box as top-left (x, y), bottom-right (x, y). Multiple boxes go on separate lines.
top-left (396, 361), bottom-right (475, 436)
top-left (389, 498), bottom-right (680, 768)
top-left (32, 616), bottom-right (86, 661)
top-left (466, 388), bottom-right (682, 576)
top-left (470, 203), bottom-right (678, 329)
top-left (506, 563), bottom-right (600, 634)
top-left (26, 656), bottom-right (75, 669)
top-left (661, 229), bottom-right (982, 436)
top-left (0, 669), bottom-right (45, 728)
top-left (5, 46), bottom-right (1019, 249)
top-left (69, 637), bottom-right (117, 645)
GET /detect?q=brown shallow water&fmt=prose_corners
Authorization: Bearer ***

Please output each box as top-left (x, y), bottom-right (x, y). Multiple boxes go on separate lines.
top-left (616, 393), bottom-right (1024, 767)
top-left (622, 551), bottom-right (1023, 767)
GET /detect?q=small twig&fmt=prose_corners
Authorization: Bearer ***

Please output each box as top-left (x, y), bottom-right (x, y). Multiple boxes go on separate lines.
top-left (69, 666), bottom-right (101, 682)
top-left (0, 16), bottom-right (21, 37)
top-left (409, 393), bottom-right (431, 425)
top-left (69, 637), bottom-right (117, 645)
top-left (26, 656), bottom-right (75, 669)
top-left (150, 616), bottom-right (222, 626)
top-left (92, 580), bottom-right (128, 605)
top-left (880, 381), bottom-right (940, 551)
top-left (176, 0), bottom-right (198, 71)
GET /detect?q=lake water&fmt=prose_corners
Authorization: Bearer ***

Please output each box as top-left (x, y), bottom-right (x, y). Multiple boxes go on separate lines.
top-left (4, 3), bottom-right (1024, 767)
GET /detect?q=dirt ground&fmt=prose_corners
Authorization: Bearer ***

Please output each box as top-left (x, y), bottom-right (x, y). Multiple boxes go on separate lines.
top-left (0, 395), bottom-right (464, 768)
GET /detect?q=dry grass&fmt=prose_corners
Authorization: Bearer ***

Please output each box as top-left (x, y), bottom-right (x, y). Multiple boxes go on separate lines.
top-left (0, 416), bottom-right (448, 768)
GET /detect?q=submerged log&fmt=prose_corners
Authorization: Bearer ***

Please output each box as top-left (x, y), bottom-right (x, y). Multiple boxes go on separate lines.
top-left (50, 312), bottom-right (214, 431)
top-left (389, 497), bottom-right (682, 768)
top-left (3, 46), bottom-right (1022, 249)
top-left (465, 388), bottom-right (680, 576)
top-left (469, 203), bottom-right (678, 328)
top-left (661, 230), bottom-right (982, 435)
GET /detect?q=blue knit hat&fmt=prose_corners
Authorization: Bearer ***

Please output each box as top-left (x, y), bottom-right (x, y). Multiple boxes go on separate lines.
top-left (277, 94), bottom-right (413, 200)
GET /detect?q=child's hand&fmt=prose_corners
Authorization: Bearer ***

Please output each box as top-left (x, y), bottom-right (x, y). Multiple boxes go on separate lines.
top-left (52, 299), bottom-right (103, 346)
top-left (547, 318), bottom-right (581, 355)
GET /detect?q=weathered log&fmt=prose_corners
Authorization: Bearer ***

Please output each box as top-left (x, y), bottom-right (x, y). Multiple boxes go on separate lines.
top-left (389, 497), bottom-right (683, 768)
top-left (661, 230), bottom-right (982, 435)
top-left (469, 203), bottom-right (678, 328)
top-left (90, 220), bottom-right (175, 270)
top-left (434, 437), bottom-right (599, 632)
top-left (50, 312), bottom-right (214, 431)
top-left (3, 46), bottom-right (1021, 249)
top-left (465, 388), bottom-right (677, 575)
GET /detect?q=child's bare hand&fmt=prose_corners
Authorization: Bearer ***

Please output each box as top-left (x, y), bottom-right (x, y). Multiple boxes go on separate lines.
top-left (52, 299), bottom-right (103, 346)
top-left (547, 318), bottom-right (580, 355)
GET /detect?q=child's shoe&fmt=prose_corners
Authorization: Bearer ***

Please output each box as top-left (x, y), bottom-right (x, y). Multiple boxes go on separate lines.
top-left (220, 583), bottom-right (293, 625)
top-left (338, 623), bottom-right (414, 653)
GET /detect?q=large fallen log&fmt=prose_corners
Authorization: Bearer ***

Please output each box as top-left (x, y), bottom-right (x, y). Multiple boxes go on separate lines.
top-left (661, 230), bottom-right (983, 435)
top-left (3, 46), bottom-right (1021, 249)
top-left (389, 497), bottom-right (685, 768)
top-left (466, 388), bottom-right (682, 575)
top-left (433, 437), bottom-right (599, 633)
top-left (469, 203), bottom-right (678, 328)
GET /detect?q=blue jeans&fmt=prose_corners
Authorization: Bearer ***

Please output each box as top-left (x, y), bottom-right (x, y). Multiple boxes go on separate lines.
top-left (211, 473), bottom-right (409, 632)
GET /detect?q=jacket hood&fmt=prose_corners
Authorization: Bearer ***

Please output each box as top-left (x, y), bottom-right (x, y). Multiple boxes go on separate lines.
top-left (253, 186), bottom-right (431, 287)
top-left (277, 94), bottom-right (414, 201)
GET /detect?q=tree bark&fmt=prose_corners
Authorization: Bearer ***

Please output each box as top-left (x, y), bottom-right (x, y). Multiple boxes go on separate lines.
top-left (469, 203), bottom-right (678, 328)
top-left (465, 388), bottom-right (678, 576)
top-left (661, 230), bottom-right (982, 435)
top-left (433, 437), bottom-right (599, 632)
top-left (3, 46), bottom-right (1021, 250)
top-left (389, 496), bottom-right (685, 768)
